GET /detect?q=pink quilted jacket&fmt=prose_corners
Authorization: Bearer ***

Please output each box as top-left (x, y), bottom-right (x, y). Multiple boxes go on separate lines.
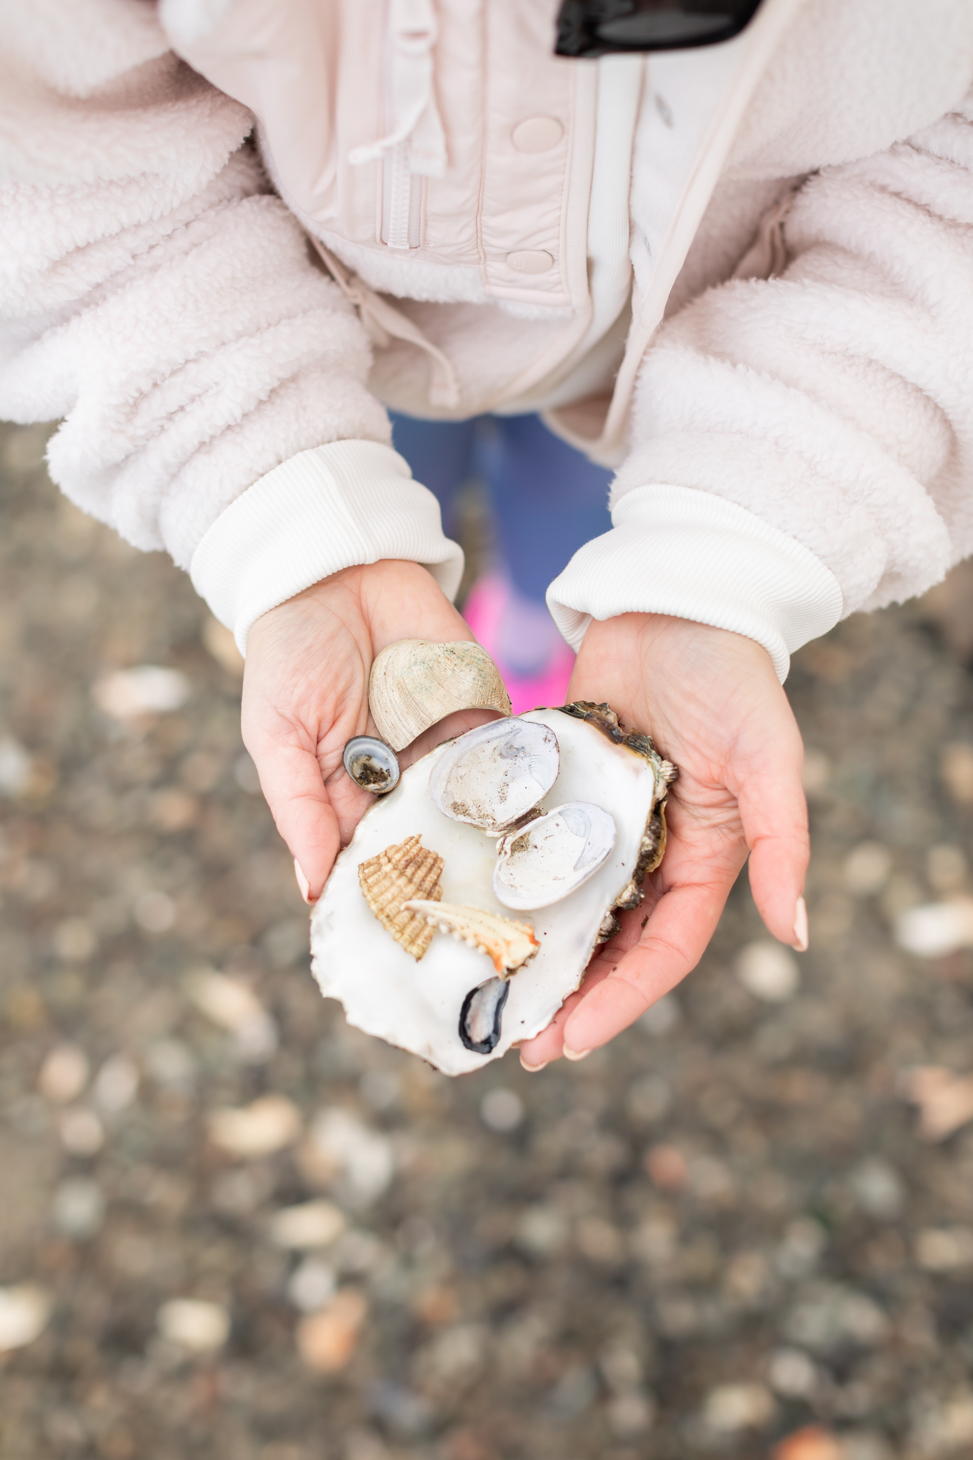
top-left (3, 0), bottom-right (973, 673)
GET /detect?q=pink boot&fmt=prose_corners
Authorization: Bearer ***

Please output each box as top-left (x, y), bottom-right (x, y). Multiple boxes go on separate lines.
top-left (462, 574), bottom-right (574, 715)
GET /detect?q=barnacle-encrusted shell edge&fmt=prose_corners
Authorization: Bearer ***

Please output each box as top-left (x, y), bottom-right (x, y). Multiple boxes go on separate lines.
top-left (558, 702), bottom-right (677, 912)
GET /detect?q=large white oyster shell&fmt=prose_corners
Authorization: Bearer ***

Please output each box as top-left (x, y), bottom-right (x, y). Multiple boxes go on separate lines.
top-left (310, 707), bottom-right (672, 1077)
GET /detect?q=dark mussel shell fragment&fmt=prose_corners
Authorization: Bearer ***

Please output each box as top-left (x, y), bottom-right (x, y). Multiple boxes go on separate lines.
top-left (459, 976), bottom-right (510, 1055)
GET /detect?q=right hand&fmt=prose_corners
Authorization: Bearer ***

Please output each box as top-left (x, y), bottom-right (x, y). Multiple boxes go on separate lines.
top-left (241, 559), bottom-right (500, 902)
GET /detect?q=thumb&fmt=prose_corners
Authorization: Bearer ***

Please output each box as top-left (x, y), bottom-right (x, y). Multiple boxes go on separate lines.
top-left (251, 731), bottom-right (342, 903)
top-left (737, 731), bottom-right (809, 950)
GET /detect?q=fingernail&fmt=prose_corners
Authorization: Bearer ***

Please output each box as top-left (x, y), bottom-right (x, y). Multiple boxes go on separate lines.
top-left (793, 895), bottom-right (809, 952)
top-left (520, 1055), bottom-right (547, 1073)
top-left (294, 859), bottom-right (317, 905)
top-left (562, 1046), bottom-right (591, 1062)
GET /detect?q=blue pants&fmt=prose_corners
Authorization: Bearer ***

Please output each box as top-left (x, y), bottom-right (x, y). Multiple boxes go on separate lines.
top-left (389, 413), bottom-right (613, 604)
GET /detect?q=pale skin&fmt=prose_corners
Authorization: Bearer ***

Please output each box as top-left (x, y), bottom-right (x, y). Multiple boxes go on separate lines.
top-left (243, 559), bottom-right (809, 1068)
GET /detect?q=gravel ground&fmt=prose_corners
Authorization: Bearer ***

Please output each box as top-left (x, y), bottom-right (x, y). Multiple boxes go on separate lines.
top-left (1, 421), bottom-right (973, 1460)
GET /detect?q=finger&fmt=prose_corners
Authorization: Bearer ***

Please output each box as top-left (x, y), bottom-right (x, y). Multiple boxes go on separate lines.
top-left (560, 873), bottom-right (733, 1057)
top-left (251, 733), bottom-right (343, 902)
top-left (518, 957), bottom-right (614, 1069)
top-left (736, 737), bottom-right (809, 950)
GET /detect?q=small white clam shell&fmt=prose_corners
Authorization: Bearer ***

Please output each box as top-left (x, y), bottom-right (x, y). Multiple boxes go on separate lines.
top-left (368, 640), bottom-right (511, 752)
top-left (429, 717), bottom-right (559, 835)
top-left (493, 802), bottom-right (616, 910)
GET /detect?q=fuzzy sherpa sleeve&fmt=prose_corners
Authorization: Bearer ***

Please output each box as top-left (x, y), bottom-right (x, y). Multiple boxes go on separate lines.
top-left (0, 0), bottom-right (391, 570)
top-left (550, 90), bottom-right (973, 674)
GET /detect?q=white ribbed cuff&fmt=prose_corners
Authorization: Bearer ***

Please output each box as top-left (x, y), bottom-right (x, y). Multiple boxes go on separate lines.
top-left (546, 484), bottom-right (843, 681)
top-left (189, 441), bottom-right (465, 654)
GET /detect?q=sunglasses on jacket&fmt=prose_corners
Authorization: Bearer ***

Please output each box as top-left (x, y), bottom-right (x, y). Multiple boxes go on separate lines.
top-left (555, 0), bottom-right (764, 56)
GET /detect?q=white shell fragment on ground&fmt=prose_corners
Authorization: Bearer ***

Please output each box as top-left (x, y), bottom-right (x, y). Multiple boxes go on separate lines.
top-left (429, 716), bottom-right (560, 835)
top-left (368, 640), bottom-right (511, 751)
top-left (403, 900), bottom-right (539, 975)
top-left (493, 802), bottom-right (616, 910)
top-left (311, 705), bottom-right (675, 1076)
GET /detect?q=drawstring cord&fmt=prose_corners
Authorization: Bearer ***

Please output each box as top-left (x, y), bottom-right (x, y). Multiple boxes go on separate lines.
top-left (308, 236), bottom-right (460, 409)
top-left (348, 0), bottom-right (447, 180)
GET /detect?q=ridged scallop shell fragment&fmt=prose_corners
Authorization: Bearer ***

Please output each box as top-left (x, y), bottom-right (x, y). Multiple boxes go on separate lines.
top-left (358, 836), bottom-right (444, 960)
top-left (429, 717), bottom-right (559, 835)
top-left (494, 802), bottom-right (616, 911)
top-left (368, 640), bottom-right (512, 752)
top-left (402, 900), bottom-right (539, 976)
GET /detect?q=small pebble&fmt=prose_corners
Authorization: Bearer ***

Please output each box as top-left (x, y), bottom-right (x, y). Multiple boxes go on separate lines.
top-left (296, 1288), bottom-right (367, 1373)
top-left (902, 1066), bottom-right (973, 1141)
top-left (894, 898), bottom-right (973, 958)
top-left (927, 843), bottom-right (968, 894)
top-left (914, 1226), bottom-right (973, 1271)
top-left (844, 841), bottom-right (892, 897)
top-left (771, 1428), bottom-right (842, 1460)
top-left (303, 1110), bottom-right (394, 1206)
top-left (703, 1382), bottom-right (775, 1433)
top-left (940, 742), bottom-right (973, 805)
top-left (479, 1088), bottom-right (524, 1132)
top-left (59, 1107), bottom-right (105, 1156)
top-left (644, 1143), bottom-right (689, 1191)
top-left (157, 1298), bottom-right (230, 1353)
top-left (768, 1348), bottom-right (818, 1399)
top-left (38, 1043), bottom-right (89, 1103)
top-left (208, 1095), bottom-right (302, 1158)
top-left (52, 917), bottom-right (97, 962)
top-left (270, 1200), bottom-right (346, 1251)
top-left (93, 1053), bottom-right (139, 1113)
top-left (52, 1177), bottom-right (106, 1240)
top-left (606, 1391), bottom-right (656, 1438)
top-left (736, 941), bottom-right (800, 1001)
top-left (287, 1259), bottom-right (338, 1314)
top-left (92, 666), bottom-right (190, 720)
top-left (0, 736), bottom-right (32, 796)
top-left (0, 1285), bottom-right (51, 1354)
top-left (184, 969), bottom-right (277, 1061)
top-left (848, 1157), bottom-right (904, 1220)
top-left (133, 891), bottom-right (176, 934)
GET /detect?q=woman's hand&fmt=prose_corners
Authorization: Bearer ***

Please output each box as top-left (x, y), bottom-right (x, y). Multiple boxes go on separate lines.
top-left (241, 560), bottom-right (497, 902)
top-left (518, 612), bottom-right (809, 1069)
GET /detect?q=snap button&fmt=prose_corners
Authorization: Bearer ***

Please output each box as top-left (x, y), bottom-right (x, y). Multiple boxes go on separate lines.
top-left (511, 116), bottom-right (564, 153)
top-left (506, 250), bottom-right (554, 274)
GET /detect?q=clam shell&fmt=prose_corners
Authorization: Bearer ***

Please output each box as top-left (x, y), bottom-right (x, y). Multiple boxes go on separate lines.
top-left (402, 899), bottom-right (539, 976)
top-left (358, 836), bottom-right (444, 960)
top-left (368, 640), bottom-right (512, 752)
top-left (342, 736), bottom-right (400, 794)
top-left (493, 802), bottom-right (616, 911)
top-left (429, 717), bottom-right (559, 835)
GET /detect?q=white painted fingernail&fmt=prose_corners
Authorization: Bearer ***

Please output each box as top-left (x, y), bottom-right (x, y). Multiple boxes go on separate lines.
top-left (294, 859), bottom-right (316, 905)
top-left (793, 895), bottom-right (809, 952)
top-left (562, 1046), bottom-right (591, 1062)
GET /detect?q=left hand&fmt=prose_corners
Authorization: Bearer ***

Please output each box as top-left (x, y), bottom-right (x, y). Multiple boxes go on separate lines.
top-left (517, 612), bottom-right (809, 1070)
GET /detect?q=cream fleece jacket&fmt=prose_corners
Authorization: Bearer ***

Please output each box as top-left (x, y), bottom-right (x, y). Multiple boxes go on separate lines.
top-left (3, 0), bottom-right (973, 676)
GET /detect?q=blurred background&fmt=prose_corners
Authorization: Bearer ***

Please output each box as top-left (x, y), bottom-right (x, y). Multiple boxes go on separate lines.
top-left (1, 421), bottom-right (973, 1460)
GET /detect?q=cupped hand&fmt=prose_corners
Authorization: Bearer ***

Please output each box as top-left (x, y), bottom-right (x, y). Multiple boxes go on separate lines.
top-left (241, 560), bottom-right (499, 902)
top-left (518, 612), bottom-right (809, 1070)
